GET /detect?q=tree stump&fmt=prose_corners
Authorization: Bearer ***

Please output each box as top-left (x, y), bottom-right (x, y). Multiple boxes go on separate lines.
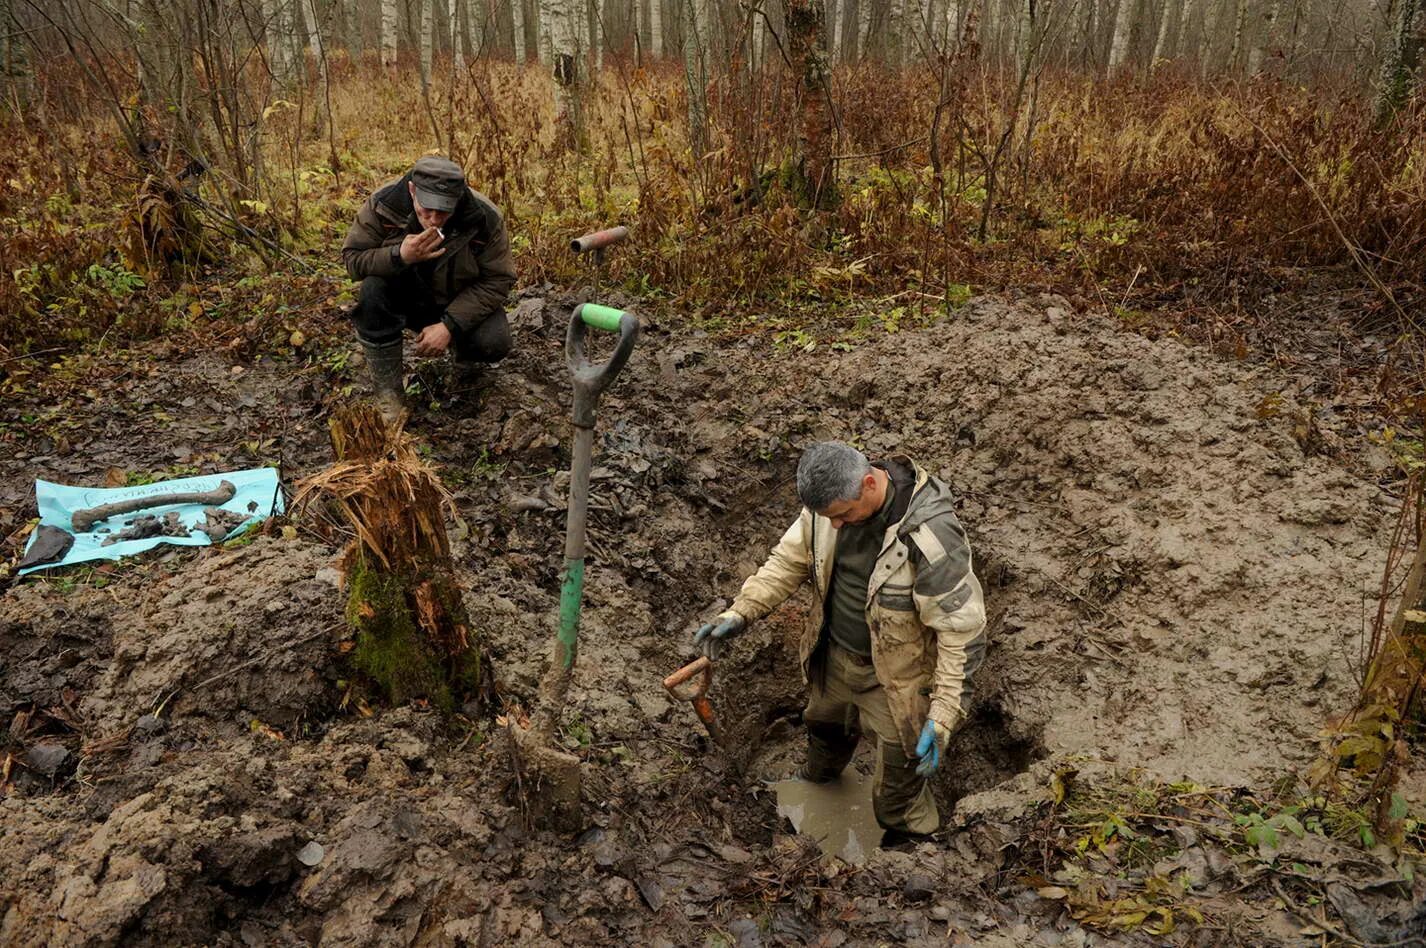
top-left (297, 404), bottom-right (480, 709)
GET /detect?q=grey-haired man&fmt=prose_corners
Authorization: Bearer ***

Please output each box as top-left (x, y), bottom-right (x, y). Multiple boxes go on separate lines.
top-left (694, 442), bottom-right (987, 845)
top-left (342, 156), bottom-right (517, 420)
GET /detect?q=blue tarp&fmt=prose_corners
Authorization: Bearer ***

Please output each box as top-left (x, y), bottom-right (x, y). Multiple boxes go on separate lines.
top-left (19, 468), bottom-right (284, 574)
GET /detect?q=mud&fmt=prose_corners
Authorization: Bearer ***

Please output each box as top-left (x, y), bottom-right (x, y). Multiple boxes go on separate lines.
top-left (0, 291), bottom-right (1418, 944)
top-left (774, 769), bottom-right (882, 864)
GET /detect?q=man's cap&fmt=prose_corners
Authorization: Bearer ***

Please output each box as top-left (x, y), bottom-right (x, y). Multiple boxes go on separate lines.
top-left (410, 156), bottom-right (466, 213)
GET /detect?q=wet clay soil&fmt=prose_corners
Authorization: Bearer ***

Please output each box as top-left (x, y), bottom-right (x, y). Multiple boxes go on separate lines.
top-left (0, 292), bottom-right (1415, 945)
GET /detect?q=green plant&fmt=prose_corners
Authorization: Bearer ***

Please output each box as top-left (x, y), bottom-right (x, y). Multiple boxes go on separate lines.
top-left (85, 263), bottom-right (146, 298)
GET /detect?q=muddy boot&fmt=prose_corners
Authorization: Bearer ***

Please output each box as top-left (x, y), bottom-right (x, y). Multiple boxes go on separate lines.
top-left (878, 827), bottom-right (935, 851)
top-left (873, 741), bottom-right (940, 839)
top-left (798, 719), bottom-right (859, 783)
top-left (362, 339), bottom-right (406, 424)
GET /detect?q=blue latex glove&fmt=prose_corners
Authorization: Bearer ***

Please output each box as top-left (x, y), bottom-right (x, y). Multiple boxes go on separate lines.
top-left (914, 719), bottom-right (951, 777)
top-left (691, 611), bottom-right (745, 661)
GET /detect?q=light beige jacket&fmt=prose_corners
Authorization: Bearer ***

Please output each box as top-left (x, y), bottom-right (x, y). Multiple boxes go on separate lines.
top-left (730, 458), bottom-right (986, 750)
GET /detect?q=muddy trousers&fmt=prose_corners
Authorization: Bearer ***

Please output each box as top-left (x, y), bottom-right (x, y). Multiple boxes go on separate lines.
top-left (351, 273), bottom-right (512, 363)
top-left (804, 644), bottom-right (939, 836)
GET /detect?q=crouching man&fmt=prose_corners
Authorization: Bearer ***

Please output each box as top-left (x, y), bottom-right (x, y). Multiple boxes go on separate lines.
top-left (341, 156), bottom-right (517, 420)
top-left (693, 442), bottom-right (987, 846)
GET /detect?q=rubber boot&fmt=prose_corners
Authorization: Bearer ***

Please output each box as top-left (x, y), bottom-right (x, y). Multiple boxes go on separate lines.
top-left (362, 339), bottom-right (406, 425)
top-left (797, 719), bottom-right (860, 783)
top-left (873, 741), bottom-right (939, 843)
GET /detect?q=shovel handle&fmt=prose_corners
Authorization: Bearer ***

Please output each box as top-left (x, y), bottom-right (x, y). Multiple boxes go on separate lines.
top-left (663, 656), bottom-right (712, 701)
top-left (567, 304), bottom-right (640, 429)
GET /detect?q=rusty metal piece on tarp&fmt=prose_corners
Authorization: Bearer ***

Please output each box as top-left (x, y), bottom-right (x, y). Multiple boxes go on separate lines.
top-left (17, 525), bottom-right (74, 570)
top-left (662, 656), bottom-right (725, 746)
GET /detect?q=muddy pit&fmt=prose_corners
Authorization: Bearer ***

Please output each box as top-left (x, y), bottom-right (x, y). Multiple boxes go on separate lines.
top-left (0, 292), bottom-right (1414, 944)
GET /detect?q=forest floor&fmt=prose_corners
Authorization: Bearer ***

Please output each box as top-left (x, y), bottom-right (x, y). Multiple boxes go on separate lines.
top-left (1, 284), bottom-right (1424, 946)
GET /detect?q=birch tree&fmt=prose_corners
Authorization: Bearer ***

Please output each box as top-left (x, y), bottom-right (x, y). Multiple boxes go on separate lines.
top-left (548, 0), bottom-right (584, 146)
top-left (887, 0), bottom-right (906, 64)
top-left (1151, 0), bottom-right (1177, 62)
top-left (1108, 0), bottom-right (1138, 71)
top-left (831, 0), bottom-right (846, 61)
top-left (297, 0), bottom-right (320, 55)
top-left (512, 0), bottom-right (528, 62)
top-left (381, 0), bottom-right (399, 66)
top-left (943, 0), bottom-right (961, 48)
top-left (452, 0), bottom-right (465, 68)
top-left (419, 0), bottom-right (434, 85)
top-left (539, 0), bottom-right (555, 63)
top-left (855, 0), bottom-right (872, 59)
top-left (343, 0), bottom-right (361, 58)
top-left (650, 0), bottom-right (663, 56)
top-left (1248, 0), bottom-right (1280, 74)
top-left (264, 0), bottom-right (293, 83)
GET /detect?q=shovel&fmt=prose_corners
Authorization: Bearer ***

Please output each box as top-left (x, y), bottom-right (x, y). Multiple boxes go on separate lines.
top-left (662, 656), bottom-right (725, 746)
top-left (513, 302), bottom-right (640, 830)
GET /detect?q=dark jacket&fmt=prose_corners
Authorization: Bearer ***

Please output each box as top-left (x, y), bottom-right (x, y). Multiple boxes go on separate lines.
top-left (341, 175), bottom-right (517, 334)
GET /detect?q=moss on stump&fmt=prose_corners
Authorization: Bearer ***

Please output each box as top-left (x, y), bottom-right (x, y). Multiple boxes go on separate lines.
top-left (298, 403), bottom-right (483, 711)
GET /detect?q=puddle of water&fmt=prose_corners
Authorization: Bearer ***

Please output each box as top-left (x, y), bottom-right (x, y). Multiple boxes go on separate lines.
top-left (773, 769), bottom-right (883, 865)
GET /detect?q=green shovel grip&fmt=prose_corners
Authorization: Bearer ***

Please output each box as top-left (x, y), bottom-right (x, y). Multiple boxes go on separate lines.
top-left (580, 303), bottom-right (625, 333)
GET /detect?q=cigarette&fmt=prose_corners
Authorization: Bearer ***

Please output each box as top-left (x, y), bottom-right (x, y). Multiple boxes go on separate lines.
top-left (436, 228), bottom-right (445, 239)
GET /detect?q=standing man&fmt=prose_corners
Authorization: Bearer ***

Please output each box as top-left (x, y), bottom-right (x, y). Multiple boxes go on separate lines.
top-left (342, 156), bottom-right (517, 420)
top-left (693, 442), bottom-right (987, 846)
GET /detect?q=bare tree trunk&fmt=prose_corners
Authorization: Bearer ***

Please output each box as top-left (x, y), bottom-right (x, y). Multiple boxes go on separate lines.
top-left (538, 0), bottom-right (555, 62)
top-left (888, 0), bottom-right (906, 64)
top-left (420, 0), bottom-right (434, 83)
top-left (650, 0), bottom-right (663, 55)
top-left (831, 0), bottom-right (846, 60)
top-left (753, 0), bottom-right (767, 67)
top-left (1376, 0), bottom-right (1424, 121)
top-left (297, 0), bottom-right (320, 55)
top-left (1248, 0), bottom-right (1280, 74)
top-left (633, 0), bottom-right (643, 62)
top-left (264, 0), bottom-right (289, 82)
top-left (343, 0), bottom-right (361, 58)
top-left (550, 0), bottom-right (584, 146)
top-left (786, 0), bottom-right (836, 208)
top-left (855, 0), bottom-right (872, 59)
top-left (453, 0), bottom-right (466, 68)
top-left (2, 0), bottom-right (33, 111)
top-left (595, 0), bottom-right (607, 68)
top-left (1226, 0), bottom-right (1246, 73)
top-left (512, 0), bottom-right (528, 62)
top-left (305, 0), bottom-right (333, 134)
top-left (1011, 0), bottom-right (1032, 72)
top-left (1108, 0), bottom-right (1137, 72)
top-left (1197, 0), bottom-right (1220, 77)
top-left (683, 0), bottom-right (709, 155)
top-left (381, 0), bottom-right (399, 65)
top-left (1151, 0), bottom-right (1175, 61)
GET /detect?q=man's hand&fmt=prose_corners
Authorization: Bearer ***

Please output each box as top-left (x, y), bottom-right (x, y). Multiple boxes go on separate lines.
top-left (400, 226), bottom-right (446, 264)
top-left (914, 719), bottom-right (954, 777)
top-left (691, 611), bottom-right (745, 661)
top-left (413, 322), bottom-right (452, 358)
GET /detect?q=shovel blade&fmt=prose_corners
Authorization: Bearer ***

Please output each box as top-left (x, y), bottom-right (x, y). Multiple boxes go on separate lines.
top-left (509, 724), bottom-right (582, 833)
